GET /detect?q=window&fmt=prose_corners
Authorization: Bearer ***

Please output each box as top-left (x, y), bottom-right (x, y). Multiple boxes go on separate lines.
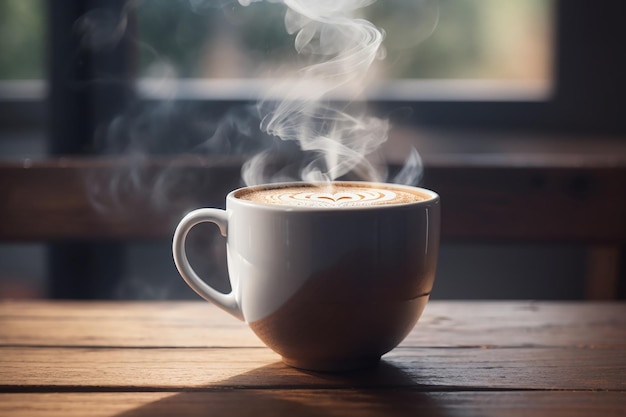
top-left (136, 0), bottom-right (554, 101)
top-left (1, 1), bottom-right (623, 300)
top-left (0, 0), bottom-right (46, 80)
top-left (0, 1), bottom-right (623, 148)
top-left (0, 0), bottom-right (47, 158)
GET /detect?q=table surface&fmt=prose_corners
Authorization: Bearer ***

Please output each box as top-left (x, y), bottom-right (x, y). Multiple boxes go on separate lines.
top-left (0, 301), bottom-right (625, 417)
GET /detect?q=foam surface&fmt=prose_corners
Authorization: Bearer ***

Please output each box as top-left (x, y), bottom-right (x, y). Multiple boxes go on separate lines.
top-left (237, 184), bottom-right (424, 207)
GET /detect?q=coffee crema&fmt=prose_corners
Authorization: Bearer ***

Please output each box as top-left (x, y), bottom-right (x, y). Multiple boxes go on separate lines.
top-left (236, 183), bottom-right (425, 208)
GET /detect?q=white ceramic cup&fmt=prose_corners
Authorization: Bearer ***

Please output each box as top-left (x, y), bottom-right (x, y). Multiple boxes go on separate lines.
top-left (173, 181), bottom-right (440, 371)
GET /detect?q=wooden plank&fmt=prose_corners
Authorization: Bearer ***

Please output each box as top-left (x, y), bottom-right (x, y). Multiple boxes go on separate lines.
top-left (0, 301), bottom-right (262, 348)
top-left (1, 391), bottom-right (625, 417)
top-left (406, 301), bottom-right (626, 348)
top-left (1, 302), bottom-right (625, 416)
top-left (586, 245), bottom-right (621, 299)
top-left (0, 157), bottom-right (242, 241)
top-left (422, 161), bottom-right (626, 243)
top-left (1, 301), bottom-right (625, 348)
top-left (1, 346), bottom-right (624, 391)
top-left (0, 156), bottom-right (625, 242)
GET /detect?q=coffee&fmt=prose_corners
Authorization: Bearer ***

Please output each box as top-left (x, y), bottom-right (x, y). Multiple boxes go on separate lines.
top-left (236, 182), bottom-right (425, 208)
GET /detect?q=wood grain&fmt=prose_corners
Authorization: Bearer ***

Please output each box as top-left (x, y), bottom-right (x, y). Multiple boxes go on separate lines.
top-left (0, 157), bottom-right (242, 241)
top-left (1, 346), bottom-right (624, 391)
top-left (1, 156), bottom-right (624, 242)
top-left (0, 301), bottom-right (261, 348)
top-left (1, 391), bottom-right (625, 417)
top-left (1, 301), bottom-right (625, 417)
top-left (1, 301), bottom-right (624, 348)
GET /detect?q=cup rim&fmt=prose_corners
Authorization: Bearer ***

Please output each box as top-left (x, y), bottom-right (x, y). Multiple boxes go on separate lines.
top-left (227, 181), bottom-right (440, 212)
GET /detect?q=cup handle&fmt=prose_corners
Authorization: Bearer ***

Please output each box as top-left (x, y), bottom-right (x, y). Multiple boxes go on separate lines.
top-left (172, 208), bottom-right (243, 321)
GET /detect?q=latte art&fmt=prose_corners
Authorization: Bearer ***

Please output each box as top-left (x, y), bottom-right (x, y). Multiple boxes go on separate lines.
top-left (277, 189), bottom-right (397, 207)
top-left (237, 183), bottom-right (425, 208)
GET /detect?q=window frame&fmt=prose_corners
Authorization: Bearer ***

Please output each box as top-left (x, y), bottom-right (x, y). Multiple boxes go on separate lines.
top-left (1, 0), bottom-right (624, 146)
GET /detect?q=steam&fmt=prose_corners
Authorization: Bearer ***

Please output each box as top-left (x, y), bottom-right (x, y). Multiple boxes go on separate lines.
top-left (75, 0), bottom-right (429, 300)
top-left (79, 0), bottom-right (426, 196)
top-left (240, 0), bottom-right (396, 185)
top-left (74, 0), bottom-right (140, 49)
top-left (392, 147), bottom-right (423, 186)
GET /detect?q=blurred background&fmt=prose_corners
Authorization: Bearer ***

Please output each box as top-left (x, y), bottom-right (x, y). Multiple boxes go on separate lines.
top-left (0, 0), bottom-right (624, 300)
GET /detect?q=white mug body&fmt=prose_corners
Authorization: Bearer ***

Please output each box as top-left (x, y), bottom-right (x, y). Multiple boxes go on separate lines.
top-left (173, 181), bottom-right (440, 371)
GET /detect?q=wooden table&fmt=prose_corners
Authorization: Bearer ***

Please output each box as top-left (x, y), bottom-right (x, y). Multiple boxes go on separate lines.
top-left (1, 301), bottom-right (625, 416)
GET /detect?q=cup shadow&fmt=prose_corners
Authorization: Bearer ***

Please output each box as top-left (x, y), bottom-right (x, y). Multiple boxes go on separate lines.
top-left (115, 360), bottom-right (447, 417)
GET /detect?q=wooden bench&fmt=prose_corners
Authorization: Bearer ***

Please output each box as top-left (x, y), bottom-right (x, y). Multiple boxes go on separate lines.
top-left (0, 154), bottom-right (624, 299)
